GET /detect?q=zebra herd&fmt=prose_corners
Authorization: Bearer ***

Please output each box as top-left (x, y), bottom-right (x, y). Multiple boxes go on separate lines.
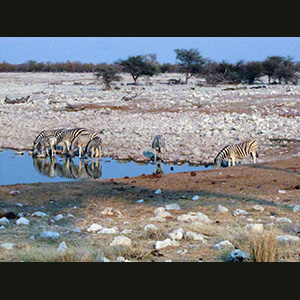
top-left (33, 127), bottom-right (102, 160)
top-left (32, 127), bottom-right (258, 167)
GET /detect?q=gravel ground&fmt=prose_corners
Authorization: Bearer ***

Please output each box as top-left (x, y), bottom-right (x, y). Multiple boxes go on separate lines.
top-left (1, 72), bottom-right (300, 164)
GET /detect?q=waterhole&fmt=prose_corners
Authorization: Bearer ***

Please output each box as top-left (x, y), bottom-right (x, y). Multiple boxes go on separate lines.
top-left (0, 150), bottom-right (211, 185)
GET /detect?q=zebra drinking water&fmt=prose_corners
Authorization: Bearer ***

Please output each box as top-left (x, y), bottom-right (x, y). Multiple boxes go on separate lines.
top-left (214, 140), bottom-right (258, 167)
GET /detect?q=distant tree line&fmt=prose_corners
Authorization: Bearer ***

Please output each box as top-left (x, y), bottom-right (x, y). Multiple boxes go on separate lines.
top-left (1, 49), bottom-right (300, 88)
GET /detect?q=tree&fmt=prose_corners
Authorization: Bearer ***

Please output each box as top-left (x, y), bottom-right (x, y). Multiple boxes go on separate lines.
top-left (239, 61), bottom-right (263, 84)
top-left (174, 48), bottom-right (205, 84)
top-left (116, 55), bottom-right (157, 84)
top-left (94, 63), bottom-right (122, 90)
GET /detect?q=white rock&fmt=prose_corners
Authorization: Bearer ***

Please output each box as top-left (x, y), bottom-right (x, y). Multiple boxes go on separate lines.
top-left (154, 207), bottom-right (172, 218)
top-left (192, 195), bottom-right (199, 201)
top-left (110, 236), bottom-right (131, 247)
top-left (39, 231), bottom-right (60, 240)
top-left (137, 199), bottom-right (144, 203)
top-left (216, 205), bottom-right (229, 213)
top-left (99, 257), bottom-right (110, 262)
top-left (0, 217), bottom-right (10, 226)
top-left (293, 205), bottom-right (300, 212)
top-left (87, 223), bottom-right (103, 232)
top-left (99, 227), bottom-right (118, 234)
top-left (16, 217), bottom-right (30, 226)
top-left (1, 242), bottom-right (16, 250)
top-left (276, 235), bottom-right (300, 243)
top-left (165, 203), bottom-right (181, 210)
top-left (213, 240), bottom-right (234, 251)
top-left (252, 205), bottom-right (265, 211)
top-left (144, 224), bottom-right (159, 234)
top-left (168, 228), bottom-right (184, 241)
top-left (54, 214), bottom-right (64, 221)
top-left (57, 241), bottom-right (68, 252)
top-left (233, 209), bottom-right (249, 216)
top-left (278, 189), bottom-right (286, 194)
top-left (185, 231), bottom-right (204, 242)
top-left (154, 189), bottom-right (162, 194)
top-left (245, 223), bottom-right (264, 233)
top-left (229, 249), bottom-right (250, 262)
top-left (154, 238), bottom-right (180, 250)
top-left (32, 211), bottom-right (48, 218)
top-left (9, 190), bottom-right (20, 195)
top-left (276, 217), bottom-right (292, 223)
top-left (177, 211), bottom-right (212, 224)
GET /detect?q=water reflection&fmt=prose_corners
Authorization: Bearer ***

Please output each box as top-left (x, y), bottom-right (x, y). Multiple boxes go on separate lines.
top-left (32, 156), bottom-right (102, 180)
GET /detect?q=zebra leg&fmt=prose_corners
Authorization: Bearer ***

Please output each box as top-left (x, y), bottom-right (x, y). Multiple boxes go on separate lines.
top-left (232, 157), bottom-right (236, 166)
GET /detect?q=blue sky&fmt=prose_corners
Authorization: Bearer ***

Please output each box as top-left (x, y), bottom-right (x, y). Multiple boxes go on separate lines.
top-left (1, 37), bottom-right (300, 64)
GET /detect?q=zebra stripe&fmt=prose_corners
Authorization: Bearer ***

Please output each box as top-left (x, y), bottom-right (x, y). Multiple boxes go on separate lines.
top-left (33, 128), bottom-right (66, 156)
top-left (214, 140), bottom-right (258, 167)
top-left (60, 128), bottom-right (90, 155)
top-left (70, 131), bottom-right (101, 158)
top-left (85, 136), bottom-right (102, 159)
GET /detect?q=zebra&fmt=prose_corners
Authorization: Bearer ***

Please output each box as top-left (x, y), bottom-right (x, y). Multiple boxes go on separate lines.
top-left (32, 128), bottom-right (66, 157)
top-left (151, 134), bottom-right (166, 163)
top-left (85, 136), bottom-right (102, 159)
top-left (70, 131), bottom-right (101, 158)
top-left (60, 128), bottom-right (90, 156)
top-left (214, 139), bottom-right (258, 167)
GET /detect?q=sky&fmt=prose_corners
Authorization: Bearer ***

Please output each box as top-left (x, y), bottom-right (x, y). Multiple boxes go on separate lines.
top-left (1, 37), bottom-right (300, 65)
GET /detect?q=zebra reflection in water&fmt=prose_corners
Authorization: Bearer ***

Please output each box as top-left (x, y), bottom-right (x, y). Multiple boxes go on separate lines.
top-left (33, 156), bottom-right (102, 180)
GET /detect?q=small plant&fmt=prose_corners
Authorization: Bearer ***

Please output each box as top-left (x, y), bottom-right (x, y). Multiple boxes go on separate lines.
top-left (250, 230), bottom-right (277, 262)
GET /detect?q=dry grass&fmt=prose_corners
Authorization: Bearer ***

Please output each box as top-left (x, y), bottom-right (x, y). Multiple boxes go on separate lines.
top-left (250, 230), bottom-right (277, 262)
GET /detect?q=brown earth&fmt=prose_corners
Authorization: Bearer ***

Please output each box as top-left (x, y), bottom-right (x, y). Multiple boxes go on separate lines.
top-left (1, 145), bottom-right (300, 262)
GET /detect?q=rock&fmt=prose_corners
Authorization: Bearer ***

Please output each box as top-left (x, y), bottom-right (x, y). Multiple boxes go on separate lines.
top-left (245, 223), bottom-right (264, 233)
top-left (278, 189), bottom-right (286, 194)
top-left (101, 207), bottom-right (124, 217)
top-left (233, 209), bottom-right (249, 216)
top-left (40, 231), bottom-right (60, 240)
top-left (276, 217), bottom-right (292, 223)
top-left (136, 199), bottom-right (144, 203)
top-left (57, 241), bottom-right (68, 252)
top-left (87, 223), bottom-right (103, 232)
top-left (293, 205), bottom-right (300, 212)
top-left (16, 217), bottom-right (30, 226)
top-left (99, 257), bottom-right (110, 262)
top-left (214, 240), bottom-right (235, 251)
top-left (32, 211), bottom-right (48, 218)
top-left (276, 235), bottom-right (300, 243)
top-left (229, 249), bottom-right (250, 262)
top-left (0, 217), bottom-right (9, 226)
top-left (165, 203), bottom-right (181, 210)
top-left (177, 212), bottom-right (212, 224)
top-left (154, 189), bottom-right (162, 194)
top-left (192, 195), bottom-right (199, 201)
top-left (185, 231), bottom-right (204, 242)
top-left (0, 243), bottom-right (16, 250)
top-left (153, 207), bottom-right (172, 218)
top-left (154, 238), bottom-right (180, 250)
top-left (54, 214), bottom-right (64, 221)
top-left (110, 236), bottom-right (132, 247)
top-left (168, 228), bottom-right (184, 241)
top-left (99, 227), bottom-right (118, 234)
top-left (216, 205), bottom-right (229, 213)
top-left (9, 190), bottom-right (20, 195)
top-left (144, 224), bottom-right (159, 234)
top-left (252, 205), bottom-right (264, 212)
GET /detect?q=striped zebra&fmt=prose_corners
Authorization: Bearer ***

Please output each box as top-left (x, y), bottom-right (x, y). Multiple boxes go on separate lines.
top-left (70, 131), bottom-right (101, 158)
top-left (60, 128), bottom-right (90, 156)
top-left (33, 128), bottom-right (66, 157)
top-left (214, 140), bottom-right (258, 167)
top-left (85, 136), bottom-right (102, 159)
top-left (151, 134), bottom-right (166, 163)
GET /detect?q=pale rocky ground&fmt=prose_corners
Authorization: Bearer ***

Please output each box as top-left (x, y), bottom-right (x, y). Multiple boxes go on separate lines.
top-left (1, 73), bottom-right (300, 262)
top-left (1, 72), bottom-right (300, 164)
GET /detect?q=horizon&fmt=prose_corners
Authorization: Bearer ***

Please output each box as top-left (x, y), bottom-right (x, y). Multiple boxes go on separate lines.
top-left (1, 37), bottom-right (300, 65)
